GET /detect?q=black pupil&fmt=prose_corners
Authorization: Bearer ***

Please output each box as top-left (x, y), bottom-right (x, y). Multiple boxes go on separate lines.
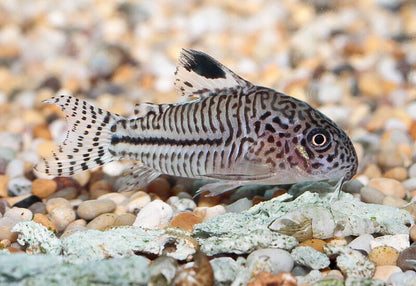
top-left (314, 134), bottom-right (325, 145)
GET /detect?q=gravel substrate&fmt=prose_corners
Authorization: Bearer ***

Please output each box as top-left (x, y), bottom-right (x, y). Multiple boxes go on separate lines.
top-left (1, 0), bottom-right (416, 285)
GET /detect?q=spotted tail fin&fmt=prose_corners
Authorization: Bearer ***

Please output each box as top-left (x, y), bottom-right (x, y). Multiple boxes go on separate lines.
top-left (35, 94), bottom-right (122, 176)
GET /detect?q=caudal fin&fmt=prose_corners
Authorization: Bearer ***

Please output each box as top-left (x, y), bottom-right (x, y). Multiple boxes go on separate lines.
top-left (35, 94), bottom-right (121, 176)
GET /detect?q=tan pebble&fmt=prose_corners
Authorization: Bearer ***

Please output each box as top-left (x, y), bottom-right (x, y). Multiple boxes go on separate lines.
top-left (0, 226), bottom-right (18, 242)
top-left (5, 247), bottom-right (24, 253)
top-left (325, 237), bottom-right (348, 246)
top-left (146, 177), bottom-right (171, 201)
top-left (384, 167), bottom-right (408, 181)
top-left (31, 178), bottom-right (57, 198)
top-left (4, 207), bottom-right (33, 221)
top-left (47, 187), bottom-right (79, 200)
top-left (90, 180), bottom-right (112, 193)
top-left (247, 272), bottom-right (297, 286)
top-left (98, 193), bottom-right (127, 205)
top-left (170, 212), bottom-right (203, 232)
top-left (194, 205), bottom-right (226, 221)
top-left (113, 205), bottom-right (128, 215)
top-left (369, 246), bottom-right (400, 266)
top-left (33, 213), bottom-right (57, 233)
top-left (0, 239), bottom-right (11, 248)
top-left (299, 239), bottom-right (327, 252)
top-left (324, 269), bottom-right (344, 281)
top-left (410, 121), bottom-right (416, 141)
top-left (65, 219), bottom-right (87, 230)
top-left (372, 265), bottom-right (401, 281)
top-left (368, 178), bottom-right (406, 199)
top-left (89, 188), bottom-right (111, 199)
top-left (363, 164), bottom-right (382, 178)
top-left (0, 175), bottom-right (10, 197)
top-left (61, 225), bottom-right (88, 238)
top-left (72, 171), bottom-right (90, 187)
top-left (86, 213), bottom-right (118, 230)
top-left (410, 225), bottom-right (416, 242)
top-left (36, 140), bottom-right (57, 158)
top-left (46, 198), bottom-right (72, 212)
top-left (48, 207), bottom-right (76, 232)
top-left (77, 199), bottom-right (116, 220)
top-left (113, 213), bottom-right (136, 226)
top-left (32, 123), bottom-right (52, 140)
top-left (126, 191), bottom-right (151, 213)
top-left (198, 191), bottom-right (220, 207)
top-left (382, 196), bottom-right (408, 207)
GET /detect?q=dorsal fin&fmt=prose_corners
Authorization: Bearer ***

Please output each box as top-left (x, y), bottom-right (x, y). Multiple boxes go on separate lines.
top-left (134, 102), bottom-right (172, 117)
top-left (174, 49), bottom-right (253, 99)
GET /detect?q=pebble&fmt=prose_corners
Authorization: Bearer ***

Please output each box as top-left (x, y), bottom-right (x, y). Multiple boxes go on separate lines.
top-left (299, 238), bottom-right (327, 252)
top-left (7, 176), bottom-right (32, 196)
top-left (342, 179), bottom-right (364, 194)
top-left (408, 163), bottom-right (416, 178)
top-left (4, 207), bottom-right (33, 221)
top-left (384, 167), bottom-right (408, 181)
top-left (388, 270), bottom-right (416, 286)
top-left (32, 213), bottom-right (57, 233)
top-left (48, 206), bottom-right (76, 232)
top-left (97, 193), bottom-right (127, 205)
top-left (146, 177), bottom-right (171, 201)
top-left (367, 178), bottom-right (407, 199)
top-left (372, 265), bottom-right (402, 282)
top-left (47, 187), bottom-right (79, 200)
top-left (5, 159), bottom-right (24, 178)
top-left (194, 205), bottom-right (227, 221)
top-left (169, 212), bottom-right (203, 232)
top-left (397, 246), bottom-right (416, 271)
top-left (12, 195), bottom-right (41, 208)
top-left (0, 175), bottom-right (9, 197)
top-left (324, 270), bottom-right (344, 281)
top-left (247, 248), bottom-right (294, 275)
top-left (225, 198), bottom-right (253, 213)
top-left (382, 196), bottom-right (408, 207)
top-left (348, 234), bottom-right (374, 254)
top-left (86, 213), bottom-right (118, 230)
top-left (248, 272), bottom-right (297, 286)
top-left (410, 225), bottom-right (416, 242)
top-left (369, 246), bottom-right (400, 266)
top-left (72, 171), bottom-right (91, 187)
top-left (291, 246), bottom-right (330, 270)
top-left (166, 196), bottom-right (197, 213)
top-left (46, 198), bottom-right (72, 212)
top-left (31, 178), bottom-right (57, 198)
top-left (370, 234), bottom-right (410, 252)
top-left (133, 200), bottom-right (173, 229)
top-left (403, 178), bottom-right (416, 192)
top-left (360, 186), bottom-right (386, 204)
top-left (77, 199), bottom-right (116, 220)
top-left (125, 191), bottom-right (151, 213)
top-left (113, 213), bottom-right (136, 226)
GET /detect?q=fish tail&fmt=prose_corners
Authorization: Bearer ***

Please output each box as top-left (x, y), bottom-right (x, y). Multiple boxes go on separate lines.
top-left (35, 94), bottom-right (122, 176)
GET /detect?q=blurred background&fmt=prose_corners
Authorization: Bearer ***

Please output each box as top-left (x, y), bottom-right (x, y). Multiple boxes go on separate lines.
top-left (0, 0), bottom-right (415, 180)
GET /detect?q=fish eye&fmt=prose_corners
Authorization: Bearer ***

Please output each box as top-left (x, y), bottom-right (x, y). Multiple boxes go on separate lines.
top-left (307, 128), bottom-right (331, 149)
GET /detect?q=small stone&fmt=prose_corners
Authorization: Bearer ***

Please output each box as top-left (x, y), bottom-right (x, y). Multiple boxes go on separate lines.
top-left (324, 269), bottom-right (344, 281)
top-left (360, 186), bottom-right (386, 204)
top-left (403, 178), bottom-right (416, 192)
top-left (4, 207), bottom-right (33, 221)
top-left (382, 196), bottom-right (407, 207)
top-left (369, 246), bottom-right (400, 266)
top-left (53, 177), bottom-right (81, 192)
top-left (225, 198), bottom-right (253, 213)
top-left (134, 200), bottom-right (173, 229)
top-left (46, 198), bottom-right (72, 212)
top-left (65, 219), bottom-right (87, 229)
top-left (384, 167), bottom-right (408, 181)
top-left (89, 179), bottom-right (112, 194)
top-left (0, 217), bottom-right (19, 241)
top-left (4, 194), bottom-right (31, 206)
top-left (291, 246), bottom-right (330, 270)
top-left (97, 193), bottom-right (127, 205)
top-left (47, 187), bottom-right (79, 200)
top-left (342, 179), bottom-right (364, 194)
top-left (166, 196), bottom-right (197, 214)
top-left (363, 163), bottom-right (383, 178)
top-left (86, 213), bottom-right (118, 230)
top-left (348, 234), bottom-right (374, 254)
top-left (248, 272), bottom-right (297, 286)
top-left (31, 178), bottom-right (57, 198)
top-left (170, 212), bottom-right (203, 232)
top-left (368, 178), bottom-right (407, 199)
top-left (7, 176), bottom-right (32, 196)
top-left (372, 265), bottom-right (402, 282)
top-left (61, 224), bottom-right (88, 238)
top-left (12, 195), bottom-right (41, 208)
top-left (410, 225), bottom-right (416, 242)
top-left (146, 177), bottom-right (171, 201)
top-left (113, 213), bottom-right (136, 226)
top-left (72, 171), bottom-right (91, 187)
top-left (247, 248), bottom-right (294, 275)
top-left (397, 246), bottom-right (416, 271)
top-left (5, 159), bottom-right (24, 178)
top-left (32, 123), bottom-right (52, 139)
top-left (149, 256), bottom-right (179, 285)
top-left (33, 213), bottom-right (57, 233)
top-left (0, 175), bottom-right (10, 197)
top-left (126, 191), bottom-right (151, 213)
top-left (325, 237), bottom-right (348, 246)
top-left (89, 187), bottom-right (111, 200)
top-left (370, 234), bottom-right (410, 252)
top-left (194, 205), bottom-right (226, 221)
top-left (77, 199), bottom-right (117, 220)
top-left (299, 238), bottom-right (327, 252)
top-left (388, 270), bottom-right (416, 286)
top-left (409, 163), bottom-right (416, 178)
top-left (36, 140), bottom-right (57, 158)
top-left (48, 207), bottom-right (76, 232)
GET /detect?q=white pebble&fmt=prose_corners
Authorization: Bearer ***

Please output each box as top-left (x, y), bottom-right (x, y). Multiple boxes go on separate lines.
top-left (133, 200), bottom-right (173, 229)
top-left (126, 191), bottom-right (151, 213)
top-left (247, 248), bottom-right (294, 274)
top-left (348, 233), bottom-right (374, 254)
top-left (225, 198), bottom-right (253, 213)
top-left (4, 207), bottom-right (33, 221)
top-left (48, 207), bottom-right (76, 232)
top-left (370, 234), bottom-right (410, 252)
top-left (194, 205), bottom-right (226, 221)
top-left (5, 159), bottom-right (24, 178)
top-left (46, 198), bottom-right (72, 213)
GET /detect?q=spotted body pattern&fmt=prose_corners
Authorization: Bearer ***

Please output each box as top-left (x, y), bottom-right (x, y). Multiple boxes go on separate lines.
top-left (36, 49), bottom-right (358, 195)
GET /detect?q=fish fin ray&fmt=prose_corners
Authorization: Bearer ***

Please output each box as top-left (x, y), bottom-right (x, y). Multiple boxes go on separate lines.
top-left (114, 162), bottom-right (161, 192)
top-left (196, 181), bottom-right (243, 197)
top-left (34, 94), bottom-right (121, 176)
top-left (133, 102), bottom-right (171, 117)
top-left (174, 49), bottom-right (253, 99)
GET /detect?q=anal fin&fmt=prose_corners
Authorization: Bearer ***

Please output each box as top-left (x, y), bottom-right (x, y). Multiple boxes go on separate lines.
top-left (114, 163), bottom-right (161, 192)
top-left (196, 181), bottom-right (243, 197)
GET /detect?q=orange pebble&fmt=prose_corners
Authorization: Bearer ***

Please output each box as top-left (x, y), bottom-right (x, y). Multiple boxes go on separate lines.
top-left (170, 212), bottom-right (203, 232)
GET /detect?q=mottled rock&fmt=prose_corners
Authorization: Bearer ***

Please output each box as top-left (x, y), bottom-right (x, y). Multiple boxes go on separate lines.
top-left (8, 176), bottom-right (32, 196)
top-left (166, 196), bottom-right (197, 214)
top-left (370, 234), bottom-right (410, 252)
top-left (291, 246), bottom-right (330, 269)
top-left (210, 257), bottom-right (242, 285)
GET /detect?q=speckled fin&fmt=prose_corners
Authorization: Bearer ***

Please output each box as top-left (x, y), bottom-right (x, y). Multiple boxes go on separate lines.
top-left (174, 49), bottom-right (253, 99)
top-left (133, 102), bottom-right (171, 117)
top-left (114, 162), bottom-right (161, 192)
top-left (35, 94), bottom-right (121, 176)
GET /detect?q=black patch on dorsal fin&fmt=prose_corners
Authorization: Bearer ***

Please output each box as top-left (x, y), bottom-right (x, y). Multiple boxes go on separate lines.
top-left (181, 50), bottom-right (226, 79)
